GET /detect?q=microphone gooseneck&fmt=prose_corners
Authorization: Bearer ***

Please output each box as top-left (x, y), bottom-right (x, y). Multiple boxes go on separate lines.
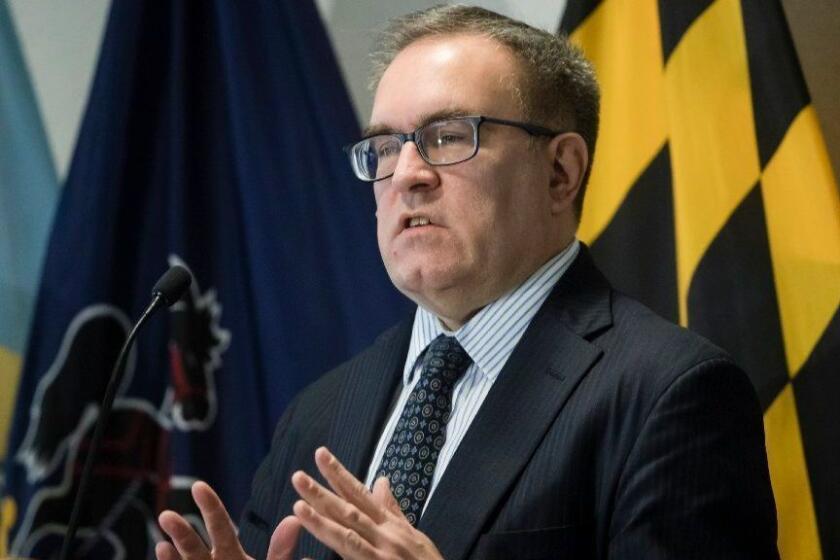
top-left (59, 266), bottom-right (192, 560)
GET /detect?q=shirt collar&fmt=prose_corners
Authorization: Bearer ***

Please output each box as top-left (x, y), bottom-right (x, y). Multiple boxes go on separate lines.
top-left (403, 239), bottom-right (581, 385)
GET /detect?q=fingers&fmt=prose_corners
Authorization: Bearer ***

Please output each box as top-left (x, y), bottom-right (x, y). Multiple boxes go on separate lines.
top-left (293, 448), bottom-right (444, 560)
top-left (372, 477), bottom-right (402, 516)
top-left (291, 469), bottom-right (380, 544)
top-left (158, 510), bottom-right (210, 560)
top-left (293, 499), bottom-right (381, 560)
top-left (158, 482), bottom-right (247, 560)
top-left (267, 515), bottom-right (302, 560)
top-left (155, 540), bottom-right (182, 560)
top-left (190, 481), bottom-right (246, 557)
top-left (313, 447), bottom-right (387, 523)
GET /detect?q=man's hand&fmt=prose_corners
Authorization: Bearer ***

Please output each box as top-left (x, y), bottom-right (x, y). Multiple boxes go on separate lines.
top-left (291, 447), bottom-right (443, 560)
top-left (156, 481), bottom-right (301, 560)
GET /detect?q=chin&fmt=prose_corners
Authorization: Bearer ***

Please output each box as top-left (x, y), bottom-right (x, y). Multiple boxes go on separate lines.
top-left (389, 266), bottom-right (435, 297)
top-left (389, 263), bottom-right (468, 306)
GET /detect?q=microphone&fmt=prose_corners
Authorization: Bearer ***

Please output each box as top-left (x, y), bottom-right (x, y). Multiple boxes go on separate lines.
top-left (152, 264), bottom-right (192, 306)
top-left (59, 265), bottom-right (192, 560)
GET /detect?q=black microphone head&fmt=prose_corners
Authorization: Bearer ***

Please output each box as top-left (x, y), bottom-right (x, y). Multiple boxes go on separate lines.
top-left (152, 265), bottom-right (192, 306)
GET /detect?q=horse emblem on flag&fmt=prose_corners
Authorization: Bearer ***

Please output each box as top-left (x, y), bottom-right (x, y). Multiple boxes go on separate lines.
top-left (11, 256), bottom-right (230, 559)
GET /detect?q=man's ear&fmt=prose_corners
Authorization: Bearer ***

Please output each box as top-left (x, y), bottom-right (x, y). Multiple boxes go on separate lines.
top-left (547, 133), bottom-right (588, 215)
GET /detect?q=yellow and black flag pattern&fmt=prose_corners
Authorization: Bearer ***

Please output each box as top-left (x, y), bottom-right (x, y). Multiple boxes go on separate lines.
top-left (561, 0), bottom-right (840, 558)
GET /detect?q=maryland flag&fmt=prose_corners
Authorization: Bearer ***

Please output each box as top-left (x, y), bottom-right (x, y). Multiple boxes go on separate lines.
top-left (561, 1), bottom-right (839, 558)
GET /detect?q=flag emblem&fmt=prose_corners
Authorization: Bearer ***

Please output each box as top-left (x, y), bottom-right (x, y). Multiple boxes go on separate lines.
top-left (12, 257), bottom-right (228, 558)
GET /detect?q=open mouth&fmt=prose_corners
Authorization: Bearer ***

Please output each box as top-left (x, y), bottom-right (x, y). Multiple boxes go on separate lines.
top-left (405, 216), bottom-right (432, 229)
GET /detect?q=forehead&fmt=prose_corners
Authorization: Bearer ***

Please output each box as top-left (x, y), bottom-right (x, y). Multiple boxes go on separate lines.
top-left (369, 34), bottom-right (523, 133)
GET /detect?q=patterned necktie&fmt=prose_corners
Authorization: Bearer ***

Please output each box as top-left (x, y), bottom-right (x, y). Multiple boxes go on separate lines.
top-left (375, 334), bottom-right (473, 525)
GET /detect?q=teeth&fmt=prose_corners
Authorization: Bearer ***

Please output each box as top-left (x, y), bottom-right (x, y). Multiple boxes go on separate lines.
top-left (409, 217), bottom-right (431, 228)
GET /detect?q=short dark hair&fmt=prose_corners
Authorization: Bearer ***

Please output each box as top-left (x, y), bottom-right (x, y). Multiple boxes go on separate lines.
top-left (370, 5), bottom-right (600, 219)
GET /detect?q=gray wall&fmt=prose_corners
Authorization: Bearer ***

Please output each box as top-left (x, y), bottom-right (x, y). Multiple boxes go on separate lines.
top-left (318, 0), bottom-right (567, 124)
top-left (6, 0), bottom-right (109, 180)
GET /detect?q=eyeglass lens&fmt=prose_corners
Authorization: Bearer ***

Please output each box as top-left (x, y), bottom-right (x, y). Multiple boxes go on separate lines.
top-left (355, 119), bottom-right (478, 181)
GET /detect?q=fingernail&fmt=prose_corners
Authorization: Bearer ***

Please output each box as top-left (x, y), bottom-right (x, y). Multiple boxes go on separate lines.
top-left (294, 471), bottom-right (311, 489)
top-left (294, 500), bottom-right (312, 516)
top-left (317, 446), bottom-right (334, 463)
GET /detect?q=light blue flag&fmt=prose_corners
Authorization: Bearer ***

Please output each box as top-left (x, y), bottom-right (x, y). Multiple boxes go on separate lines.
top-left (0, 2), bottom-right (58, 471)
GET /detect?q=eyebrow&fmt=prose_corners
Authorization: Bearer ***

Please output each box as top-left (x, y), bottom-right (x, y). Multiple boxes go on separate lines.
top-left (362, 108), bottom-right (474, 138)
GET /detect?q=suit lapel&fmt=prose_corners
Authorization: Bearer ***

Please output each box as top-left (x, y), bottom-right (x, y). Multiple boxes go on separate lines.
top-left (325, 318), bottom-right (412, 480)
top-left (297, 320), bottom-right (412, 560)
top-left (418, 247), bottom-right (612, 560)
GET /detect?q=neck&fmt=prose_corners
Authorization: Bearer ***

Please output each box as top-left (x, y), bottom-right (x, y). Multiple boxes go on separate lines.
top-left (427, 236), bottom-right (578, 332)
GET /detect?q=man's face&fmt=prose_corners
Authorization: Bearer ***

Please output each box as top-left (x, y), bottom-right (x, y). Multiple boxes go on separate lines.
top-left (369, 34), bottom-right (563, 328)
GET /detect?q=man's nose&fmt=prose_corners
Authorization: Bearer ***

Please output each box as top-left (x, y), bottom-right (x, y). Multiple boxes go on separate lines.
top-left (389, 142), bottom-right (440, 193)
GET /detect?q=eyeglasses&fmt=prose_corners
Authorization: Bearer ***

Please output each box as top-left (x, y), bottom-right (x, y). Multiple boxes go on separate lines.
top-left (344, 115), bottom-right (562, 182)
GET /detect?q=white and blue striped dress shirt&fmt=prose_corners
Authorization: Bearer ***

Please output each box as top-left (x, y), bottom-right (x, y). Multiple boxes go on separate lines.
top-left (364, 239), bottom-right (581, 509)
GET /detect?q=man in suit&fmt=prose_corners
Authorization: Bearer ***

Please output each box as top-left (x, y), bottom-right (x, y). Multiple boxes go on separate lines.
top-left (155, 6), bottom-right (778, 559)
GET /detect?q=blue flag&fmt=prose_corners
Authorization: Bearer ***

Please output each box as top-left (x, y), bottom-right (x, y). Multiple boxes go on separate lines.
top-left (3, 1), bottom-right (409, 557)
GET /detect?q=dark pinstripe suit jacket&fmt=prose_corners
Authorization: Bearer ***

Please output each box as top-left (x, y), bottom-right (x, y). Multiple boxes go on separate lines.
top-left (239, 248), bottom-right (779, 559)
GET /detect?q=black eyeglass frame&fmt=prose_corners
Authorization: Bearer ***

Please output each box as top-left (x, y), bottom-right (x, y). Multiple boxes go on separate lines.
top-left (343, 115), bottom-right (564, 182)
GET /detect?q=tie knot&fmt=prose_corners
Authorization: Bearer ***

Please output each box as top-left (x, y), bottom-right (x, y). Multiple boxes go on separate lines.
top-left (420, 335), bottom-right (472, 385)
